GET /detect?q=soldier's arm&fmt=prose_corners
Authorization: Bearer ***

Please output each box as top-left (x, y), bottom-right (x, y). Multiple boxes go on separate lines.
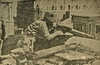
top-left (40, 21), bottom-right (63, 40)
top-left (25, 21), bottom-right (39, 36)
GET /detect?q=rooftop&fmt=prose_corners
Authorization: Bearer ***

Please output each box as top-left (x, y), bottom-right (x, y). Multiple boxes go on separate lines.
top-left (1, 0), bottom-right (13, 2)
top-left (71, 11), bottom-right (100, 17)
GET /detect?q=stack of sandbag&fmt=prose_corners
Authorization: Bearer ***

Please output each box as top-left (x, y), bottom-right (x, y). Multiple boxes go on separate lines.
top-left (65, 36), bottom-right (100, 56)
top-left (77, 44), bottom-right (96, 56)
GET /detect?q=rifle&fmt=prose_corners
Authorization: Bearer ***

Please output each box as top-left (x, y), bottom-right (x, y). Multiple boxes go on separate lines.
top-left (54, 19), bottom-right (72, 33)
top-left (56, 25), bottom-right (72, 33)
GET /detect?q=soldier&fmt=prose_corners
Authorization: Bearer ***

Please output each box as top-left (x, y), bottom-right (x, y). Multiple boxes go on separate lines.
top-left (17, 12), bottom-right (63, 51)
top-left (24, 12), bottom-right (63, 51)
top-left (17, 12), bottom-right (63, 65)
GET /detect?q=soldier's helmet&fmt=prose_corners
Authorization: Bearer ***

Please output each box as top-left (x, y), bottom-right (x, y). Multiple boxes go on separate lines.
top-left (43, 12), bottom-right (57, 23)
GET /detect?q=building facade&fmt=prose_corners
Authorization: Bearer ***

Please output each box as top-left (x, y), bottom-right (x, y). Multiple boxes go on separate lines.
top-left (16, 0), bottom-right (100, 30)
top-left (72, 14), bottom-right (100, 40)
top-left (0, 0), bottom-right (14, 36)
top-left (35, 0), bottom-right (100, 19)
top-left (16, 0), bottom-right (43, 29)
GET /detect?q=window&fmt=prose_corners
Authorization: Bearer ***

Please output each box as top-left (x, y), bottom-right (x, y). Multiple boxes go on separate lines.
top-left (18, 4), bottom-right (20, 7)
top-left (37, 9), bottom-right (39, 15)
top-left (60, 5), bottom-right (63, 10)
top-left (47, 7), bottom-right (48, 10)
top-left (96, 25), bottom-right (99, 34)
top-left (84, 5), bottom-right (86, 9)
top-left (82, 23), bottom-right (84, 32)
top-left (68, 5), bottom-right (70, 10)
top-left (36, 5), bottom-right (39, 8)
top-left (36, 5), bottom-right (39, 15)
top-left (89, 24), bottom-right (91, 34)
top-left (52, 5), bottom-right (54, 10)
top-left (76, 5), bottom-right (78, 10)
top-left (79, 6), bottom-right (80, 10)
top-left (77, 24), bottom-right (82, 31)
top-left (55, 7), bottom-right (57, 10)
top-left (96, 25), bottom-right (100, 34)
top-left (84, 23), bottom-right (87, 33)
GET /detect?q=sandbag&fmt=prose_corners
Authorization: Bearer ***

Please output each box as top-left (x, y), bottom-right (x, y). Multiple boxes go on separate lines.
top-left (92, 60), bottom-right (100, 65)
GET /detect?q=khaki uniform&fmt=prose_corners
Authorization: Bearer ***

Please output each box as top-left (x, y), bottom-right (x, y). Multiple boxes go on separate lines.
top-left (16, 19), bottom-right (56, 65)
top-left (17, 20), bottom-right (52, 52)
top-left (16, 12), bottom-right (64, 65)
top-left (25, 20), bottom-right (50, 40)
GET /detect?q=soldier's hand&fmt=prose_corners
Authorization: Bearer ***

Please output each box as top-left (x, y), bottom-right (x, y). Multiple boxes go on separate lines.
top-left (55, 31), bottom-right (63, 35)
top-left (47, 31), bottom-right (63, 40)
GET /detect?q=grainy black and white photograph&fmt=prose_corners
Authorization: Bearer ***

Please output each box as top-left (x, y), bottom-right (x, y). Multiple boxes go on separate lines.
top-left (0, 0), bottom-right (100, 65)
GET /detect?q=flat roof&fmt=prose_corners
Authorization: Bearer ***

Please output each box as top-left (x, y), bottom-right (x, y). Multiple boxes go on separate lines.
top-left (71, 12), bottom-right (100, 17)
top-left (55, 51), bottom-right (94, 60)
top-left (72, 14), bottom-right (100, 17)
top-left (1, 0), bottom-right (13, 2)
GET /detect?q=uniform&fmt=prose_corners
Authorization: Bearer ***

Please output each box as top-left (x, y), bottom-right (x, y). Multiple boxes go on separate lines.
top-left (17, 12), bottom-right (61, 52)
top-left (25, 20), bottom-right (50, 40)
top-left (16, 12), bottom-right (63, 65)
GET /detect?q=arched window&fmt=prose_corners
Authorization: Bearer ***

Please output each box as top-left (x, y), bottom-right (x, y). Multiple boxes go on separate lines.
top-left (79, 6), bottom-right (80, 10)
top-left (47, 7), bottom-right (48, 10)
top-left (18, 4), bottom-right (20, 7)
top-left (84, 5), bottom-right (86, 9)
top-left (36, 5), bottom-right (39, 8)
top-left (36, 5), bottom-right (39, 15)
top-left (68, 5), bottom-right (70, 10)
top-left (76, 5), bottom-right (78, 10)
top-left (52, 5), bottom-right (54, 10)
top-left (60, 5), bottom-right (63, 10)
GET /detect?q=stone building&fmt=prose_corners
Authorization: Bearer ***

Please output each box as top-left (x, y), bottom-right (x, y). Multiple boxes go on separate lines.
top-left (16, 0), bottom-right (39, 29)
top-left (16, 0), bottom-right (100, 30)
top-left (34, 0), bottom-right (100, 39)
top-left (0, 0), bottom-right (14, 36)
top-left (72, 14), bottom-right (100, 40)
top-left (35, 0), bottom-right (100, 19)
